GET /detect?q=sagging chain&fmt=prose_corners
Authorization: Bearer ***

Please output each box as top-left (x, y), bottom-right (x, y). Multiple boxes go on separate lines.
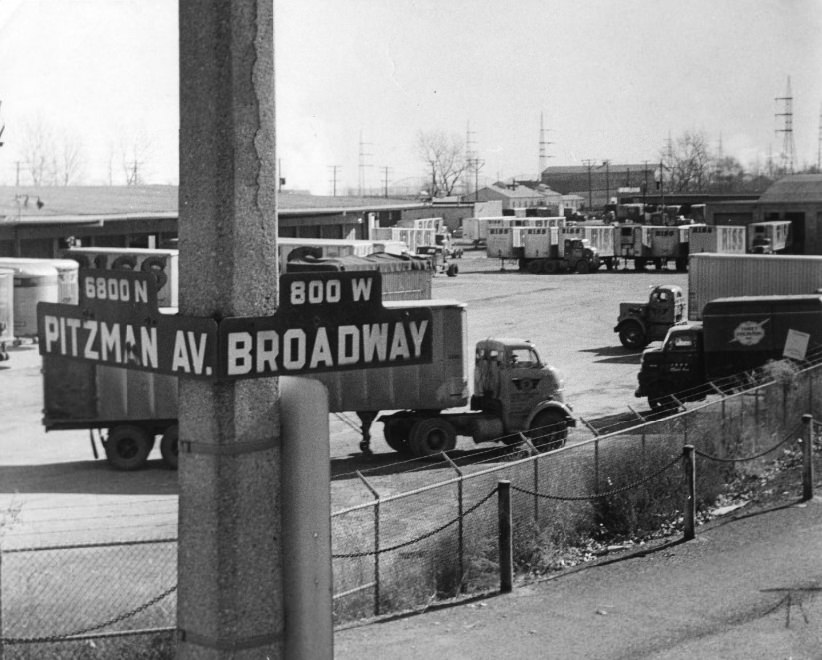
top-left (2, 585), bottom-right (177, 646)
top-left (694, 423), bottom-right (802, 463)
top-left (511, 453), bottom-right (683, 502)
top-left (333, 487), bottom-right (497, 559)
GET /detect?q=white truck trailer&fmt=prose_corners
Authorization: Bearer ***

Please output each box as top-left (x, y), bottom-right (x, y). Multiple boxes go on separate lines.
top-left (687, 253), bottom-right (822, 320)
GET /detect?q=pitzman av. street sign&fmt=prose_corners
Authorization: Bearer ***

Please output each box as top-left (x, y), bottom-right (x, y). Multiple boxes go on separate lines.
top-left (37, 269), bottom-right (433, 379)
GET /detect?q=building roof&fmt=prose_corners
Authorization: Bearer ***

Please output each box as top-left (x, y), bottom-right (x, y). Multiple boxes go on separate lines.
top-left (758, 174), bottom-right (822, 204)
top-left (481, 183), bottom-right (544, 199)
top-left (0, 185), bottom-right (428, 221)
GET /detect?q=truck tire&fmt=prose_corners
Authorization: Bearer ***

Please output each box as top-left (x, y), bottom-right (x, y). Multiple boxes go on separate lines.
top-left (634, 258), bottom-right (646, 272)
top-left (675, 257), bottom-right (687, 272)
top-left (524, 410), bottom-right (567, 452)
top-left (618, 321), bottom-right (647, 349)
top-left (383, 417), bottom-right (413, 454)
top-left (527, 260), bottom-right (542, 274)
top-left (543, 260), bottom-right (558, 274)
top-left (105, 425), bottom-right (153, 471)
top-left (576, 260), bottom-right (590, 274)
top-left (160, 424), bottom-right (179, 469)
top-left (408, 418), bottom-right (457, 457)
top-left (446, 263), bottom-right (458, 277)
top-left (648, 394), bottom-right (678, 414)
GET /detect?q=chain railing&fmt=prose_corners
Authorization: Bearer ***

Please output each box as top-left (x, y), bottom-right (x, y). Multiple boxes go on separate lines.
top-left (3, 360), bottom-right (822, 654)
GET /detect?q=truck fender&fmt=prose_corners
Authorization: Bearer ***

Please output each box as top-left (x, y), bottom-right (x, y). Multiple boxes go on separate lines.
top-left (614, 318), bottom-right (647, 334)
top-left (526, 400), bottom-right (576, 428)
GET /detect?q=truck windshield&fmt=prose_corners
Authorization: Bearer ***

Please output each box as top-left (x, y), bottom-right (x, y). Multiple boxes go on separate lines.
top-left (666, 333), bottom-right (695, 350)
top-left (509, 347), bottom-right (540, 368)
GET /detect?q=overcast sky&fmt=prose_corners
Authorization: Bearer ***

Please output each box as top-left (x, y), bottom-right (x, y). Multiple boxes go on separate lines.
top-left (1, 0), bottom-right (821, 194)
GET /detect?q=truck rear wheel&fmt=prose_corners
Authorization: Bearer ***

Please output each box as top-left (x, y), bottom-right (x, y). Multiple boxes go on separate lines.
top-left (524, 410), bottom-right (567, 452)
top-left (160, 424), bottom-right (179, 469)
top-left (383, 417), bottom-right (413, 454)
top-left (105, 425), bottom-right (153, 471)
top-left (408, 418), bottom-right (457, 457)
top-left (618, 322), bottom-right (647, 349)
top-left (527, 260), bottom-right (542, 274)
top-left (634, 258), bottom-right (646, 272)
top-left (543, 260), bottom-right (558, 274)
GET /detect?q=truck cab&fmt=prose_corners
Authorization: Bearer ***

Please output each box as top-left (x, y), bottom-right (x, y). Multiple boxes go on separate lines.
top-left (635, 324), bottom-right (704, 410)
top-left (563, 238), bottom-right (599, 274)
top-left (471, 338), bottom-right (573, 447)
top-left (614, 284), bottom-right (685, 349)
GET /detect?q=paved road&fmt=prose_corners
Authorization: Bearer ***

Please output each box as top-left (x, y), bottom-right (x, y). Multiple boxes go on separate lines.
top-left (335, 497), bottom-right (822, 659)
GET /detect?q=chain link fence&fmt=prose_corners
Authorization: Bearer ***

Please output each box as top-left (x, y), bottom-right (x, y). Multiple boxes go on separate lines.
top-left (3, 360), bottom-right (822, 654)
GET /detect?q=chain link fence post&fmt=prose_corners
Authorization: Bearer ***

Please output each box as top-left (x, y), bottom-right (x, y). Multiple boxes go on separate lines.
top-left (1, 546), bottom-right (4, 660)
top-left (356, 471), bottom-right (381, 616)
top-left (802, 414), bottom-right (814, 502)
top-left (442, 452), bottom-right (465, 592)
top-left (683, 445), bottom-right (696, 541)
top-left (498, 480), bottom-right (513, 594)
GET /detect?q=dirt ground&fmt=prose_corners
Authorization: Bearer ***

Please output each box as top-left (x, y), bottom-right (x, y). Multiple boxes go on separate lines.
top-left (0, 251), bottom-right (688, 543)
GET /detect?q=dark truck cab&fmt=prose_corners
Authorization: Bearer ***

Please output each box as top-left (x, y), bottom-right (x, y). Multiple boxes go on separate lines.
top-left (636, 294), bottom-right (822, 410)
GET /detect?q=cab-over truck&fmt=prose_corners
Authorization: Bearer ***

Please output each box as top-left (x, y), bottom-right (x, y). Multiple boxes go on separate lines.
top-left (42, 299), bottom-right (575, 470)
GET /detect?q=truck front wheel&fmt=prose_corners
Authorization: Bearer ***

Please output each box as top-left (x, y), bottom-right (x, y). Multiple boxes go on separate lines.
top-left (105, 425), bottom-right (153, 471)
top-left (524, 410), bottom-right (567, 451)
top-left (408, 418), bottom-right (457, 457)
top-left (160, 424), bottom-right (179, 470)
top-left (618, 322), bottom-right (647, 349)
top-left (576, 260), bottom-right (590, 274)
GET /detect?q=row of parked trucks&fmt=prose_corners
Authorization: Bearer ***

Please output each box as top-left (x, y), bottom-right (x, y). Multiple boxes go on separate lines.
top-left (472, 216), bottom-right (792, 273)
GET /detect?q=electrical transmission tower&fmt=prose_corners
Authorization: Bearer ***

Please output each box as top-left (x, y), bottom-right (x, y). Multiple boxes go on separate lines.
top-left (464, 121), bottom-right (477, 197)
top-left (538, 111), bottom-right (553, 181)
top-left (775, 76), bottom-right (795, 174)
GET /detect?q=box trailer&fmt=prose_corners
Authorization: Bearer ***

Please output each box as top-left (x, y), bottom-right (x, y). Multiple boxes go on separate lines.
top-left (688, 225), bottom-right (747, 255)
top-left (687, 253), bottom-right (822, 321)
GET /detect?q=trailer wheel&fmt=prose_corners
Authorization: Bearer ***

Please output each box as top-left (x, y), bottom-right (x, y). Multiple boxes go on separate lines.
top-left (527, 260), bottom-right (542, 274)
top-left (160, 424), bottom-right (179, 470)
top-left (105, 425), bottom-right (153, 471)
top-left (618, 321), bottom-right (647, 349)
top-left (634, 258), bottom-right (646, 272)
top-left (524, 410), bottom-right (567, 452)
top-left (383, 417), bottom-right (413, 454)
top-left (408, 418), bottom-right (457, 457)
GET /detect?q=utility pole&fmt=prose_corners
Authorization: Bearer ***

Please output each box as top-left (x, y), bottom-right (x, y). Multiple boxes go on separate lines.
top-left (328, 165), bottom-right (341, 197)
top-left (817, 103), bottom-right (821, 171)
top-left (582, 159), bottom-right (596, 210)
top-left (358, 130), bottom-right (372, 196)
top-left (600, 160), bottom-right (611, 204)
top-left (381, 166), bottom-right (391, 198)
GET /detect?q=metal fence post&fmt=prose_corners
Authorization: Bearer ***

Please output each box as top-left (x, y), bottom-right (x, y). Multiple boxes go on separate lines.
top-left (442, 453), bottom-right (465, 592)
top-left (498, 480), bottom-right (513, 593)
top-left (356, 471), bottom-right (381, 616)
top-left (802, 414), bottom-right (814, 502)
top-left (683, 445), bottom-right (696, 541)
top-left (594, 438), bottom-right (600, 495)
top-left (0, 547), bottom-right (3, 660)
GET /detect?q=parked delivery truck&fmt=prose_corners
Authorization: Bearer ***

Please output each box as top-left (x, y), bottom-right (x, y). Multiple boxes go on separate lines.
top-left (635, 294), bottom-right (822, 410)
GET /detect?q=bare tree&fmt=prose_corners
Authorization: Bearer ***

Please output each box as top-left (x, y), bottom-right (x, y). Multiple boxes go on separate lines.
top-left (56, 130), bottom-right (85, 185)
top-left (661, 130), bottom-right (712, 192)
top-left (416, 130), bottom-right (469, 197)
top-left (20, 116), bottom-right (56, 186)
top-left (118, 125), bottom-right (153, 185)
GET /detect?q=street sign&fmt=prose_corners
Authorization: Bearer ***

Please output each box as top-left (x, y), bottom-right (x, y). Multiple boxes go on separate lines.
top-left (37, 269), bottom-right (433, 379)
top-left (38, 269), bottom-right (219, 377)
top-left (221, 271), bottom-right (433, 378)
